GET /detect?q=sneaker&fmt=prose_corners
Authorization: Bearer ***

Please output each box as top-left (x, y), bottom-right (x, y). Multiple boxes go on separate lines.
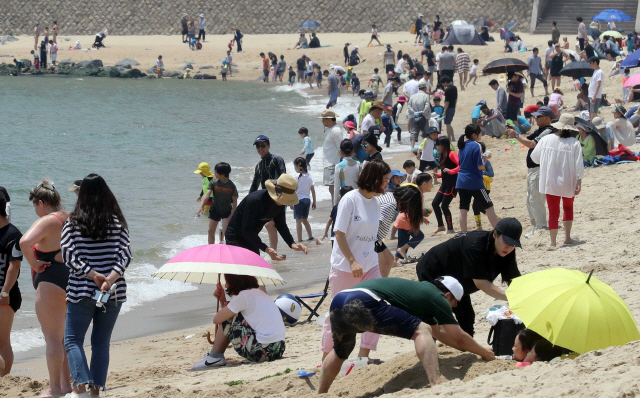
top-left (524, 228), bottom-right (538, 238)
top-left (64, 393), bottom-right (90, 398)
top-left (192, 352), bottom-right (226, 370)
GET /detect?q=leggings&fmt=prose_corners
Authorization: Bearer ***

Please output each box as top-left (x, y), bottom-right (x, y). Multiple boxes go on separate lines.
top-left (546, 194), bottom-right (574, 230)
top-left (396, 126), bottom-right (402, 142)
top-left (432, 191), bottom-right (455, 230)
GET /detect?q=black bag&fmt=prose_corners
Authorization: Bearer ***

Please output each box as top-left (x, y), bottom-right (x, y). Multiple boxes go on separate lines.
top-left (487, 319), bottom-right (525, 356)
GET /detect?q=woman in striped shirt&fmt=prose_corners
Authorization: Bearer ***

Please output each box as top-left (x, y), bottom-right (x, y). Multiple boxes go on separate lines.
top-left (61, 174), bottom-right (131, 398)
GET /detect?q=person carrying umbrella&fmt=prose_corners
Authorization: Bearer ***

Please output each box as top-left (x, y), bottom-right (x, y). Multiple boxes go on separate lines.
top-left (415, 217), bottom-right (523, 336)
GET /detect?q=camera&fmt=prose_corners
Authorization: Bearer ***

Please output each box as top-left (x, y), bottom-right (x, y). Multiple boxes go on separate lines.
top-left (92, 283), bottom-right (117, 308)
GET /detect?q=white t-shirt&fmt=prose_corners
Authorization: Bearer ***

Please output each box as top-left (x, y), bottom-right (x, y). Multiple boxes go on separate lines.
top-left (331, 190), bottom-right (380, 273)
top-left (589, 69), bottom-right (604, 99)
top-left (226, 289), bottom-right (286, 344)
top-left (395, 59), bottom-right (407, 74)
top-left (530, 134), bottom-right (585, 198)
top-left (470, 64), bottom-right (477, 74)
top-left (334, 158), bottom-right (360, 201)
top-left (296, 173), bottom-right (314, 199)
top-left (360, 114), bottom-right (377, 135)
top-left (420, 138), bottom-right (436, 161)
top-left (407, 168), bottom-right (421, 184)
top-left (323, 125), bottom-right (344, 167)
top-left (611, 118), bottom-right (636, 147)
top-left (544, 46), bottom-right (553, 60)
top-left (403, 79), bottom-right (420, 97)
top-left (436, 52), bottom-right (443, 71)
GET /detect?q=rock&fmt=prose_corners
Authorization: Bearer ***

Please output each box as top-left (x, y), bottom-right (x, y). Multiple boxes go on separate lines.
top-left (30, 69), bottom-right (45, 75)
top-left (119, 68), bottom-right (145, 78)
top-left (64, 38), bottom-right (70, 42)
top-left (98, 66), bottom-right (121, 77)
top-left (57, 67), bottom-right (101, 77)
top-left (146, 67), bottom-right (157, 74)
top-left (0, 35), bottom-right (18, 43)
top-left (114, 58), bottom-right (140, 68)
top-left (58, 59), bottom-right (75, 67)
top-left (180, 63), bottom-right (194, 70)
top-left (76, 60), bottom-right (103, 69)
top-left (19, 59), bottom-right (32, 68)
top-left (164, 70), bottom-right (182, 78)
top-left (199, 65), bottom-right (213, 69)
top-left (193, 74), bottom-right (216, 79)
top-left (232, 68), bottom-right (240, 74)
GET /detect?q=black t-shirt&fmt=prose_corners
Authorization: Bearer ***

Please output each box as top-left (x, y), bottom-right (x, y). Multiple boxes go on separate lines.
top-left (296, 57), bottom-right (306, 71)
top-left (330, 204), bottom-right (338, 237)
top-left (426, 50), bottom-right (435, 66)
top-left (585, 45), bottom-right (595, 59)
top-left (526, 126), bottom-right (555, 168)
top-left (365, 151), bottom-right (383, 162)
top-left (416, 230), bottom-right (520, 297)
top-left (415, 62), bottom-right (425, 74)
top-left (407, 58), bottom-right (415, 70)
top-left (309, 37), bottom-right (320, 48)
top-left (434, 20), bottom-right (442, 30)
top-left (0, 223), bottom-right (23, 290)
top-left (289, 70), bottom-right (296, 78)
top-left (249, 153), bottom-right (287, 192)
top-left (444, 85), bottom-right (458, 109)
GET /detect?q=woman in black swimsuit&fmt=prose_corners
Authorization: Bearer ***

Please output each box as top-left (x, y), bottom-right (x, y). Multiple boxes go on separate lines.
top-left (19, 180), bottom-right (71, 397)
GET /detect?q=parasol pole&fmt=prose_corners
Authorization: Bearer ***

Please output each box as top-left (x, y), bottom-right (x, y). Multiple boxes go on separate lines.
top-left (586, 269), bottom-right (595, 284)
top-left (206, 273), bottom-right (221, 345)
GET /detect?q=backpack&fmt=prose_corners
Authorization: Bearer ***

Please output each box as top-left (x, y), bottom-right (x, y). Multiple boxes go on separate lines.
top-left (487, 319), bottom-right (525, 356)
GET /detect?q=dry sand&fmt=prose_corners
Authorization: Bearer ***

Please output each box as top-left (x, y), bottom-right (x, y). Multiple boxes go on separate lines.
top-left (2, 30), bottom-right (640, 397)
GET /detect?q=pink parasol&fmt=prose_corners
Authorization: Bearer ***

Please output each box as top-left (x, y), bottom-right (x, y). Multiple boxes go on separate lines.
top-left (623, 72), bottom-right (640, 88)
top-left (153, 244), bottom-right (285, 286)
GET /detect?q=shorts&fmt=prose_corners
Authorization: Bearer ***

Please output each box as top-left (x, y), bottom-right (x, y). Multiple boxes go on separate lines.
top-left (444, 108), bottom-right (456, 124)
top-left (182, 28), bottom-right (188, 35)
top-left (441, 69), bottom-right (454, 80)
top-left (410, 129), bottom-right (420, 142)
top-left (323, 165), bottom-right (336, 186)
top-left (51, 53), bottom-right (57, 62)
top-left (330, 289), bottom-right (422, 360)
top-left (589, 98), bottom-right (601, 113)
top-left (458, 188), bottom-right (493, 211)
top-left (374, 240), bottom-right (387, 253)
top-left (428, 65), bottom-right (435, 74)
top-left (293, 198), bottom-right (311, 219)
top-left (263, 68), bottom-right (269, 78)
top-left (209, 206), bottom-right (232, 222)
top-left (223, 312), bottom-right (285, 363)
top-left (4, 285), bottom-right (22, 313)
top-left (506, 103), bottom-right (519, 121)
top-left (297, 70), bottom-right (305, 79)
top-left (419, 160), bottom-right (438, 171)
top-left (371, 35), bottom-right (378, 40)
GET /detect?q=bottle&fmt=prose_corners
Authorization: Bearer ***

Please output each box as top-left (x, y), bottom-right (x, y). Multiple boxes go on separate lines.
top-left (339, 357), bottom-right (369, 377)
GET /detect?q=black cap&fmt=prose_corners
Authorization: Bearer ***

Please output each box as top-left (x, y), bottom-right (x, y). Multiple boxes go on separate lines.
top-left (495, 218), bottom-right (522, 248)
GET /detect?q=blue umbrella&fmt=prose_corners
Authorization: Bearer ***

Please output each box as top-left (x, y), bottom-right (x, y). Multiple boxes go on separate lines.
top-left (592, 9), bottom-right (634, 22)
top-left (584, 27), bottom-right (602, 40)
top-left (621, 48), bottom-right (640, 68)
top-left (299, 20), bottom-right (320, 29)
top-left (504, 22), bottom-right (517, 32)
top-left (500, 30), bottom-right (515, 40)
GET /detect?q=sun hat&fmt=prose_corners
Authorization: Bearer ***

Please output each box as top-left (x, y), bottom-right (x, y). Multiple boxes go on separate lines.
top-left (254, 135), bottom-right (270, 145)
top-left (494, 217), bottom-right (523, 248)
top-left (398, 95), bottom-right (408, 103)
top-left (68, 180), bottom-right (83, 192)
top-left (436, 276), bottom-right (464, 301)
top-left (369, 100), bottom-right (385, 111)
top-left (551, 113), bottom-right (578, 131)
top-left (194, 162), bottom-right (214, 177)
top-left (319, 109), bottom-right (339, 119)
top-left (612, 104), bottom-right (627, 116)
top-left (390, 169), bottom-right (406, 178)
top-left (418, 80), bottom-right (428, 89)
top-left (591, 117), bottom-right (606, 129)
top-left (344, 121), bottom-right (356, 130)
top-left (266, 175), bottom-right (299, 206)
top-left (531, 106), bottom-right (554, 118)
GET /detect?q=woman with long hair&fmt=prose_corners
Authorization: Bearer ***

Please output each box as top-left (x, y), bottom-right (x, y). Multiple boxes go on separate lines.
top-left (432, 137), bottom-right (459, 234)
top-left (61, 174), bottom-right (131, 397)
top-left (19, 179), bottom-right (71, 397)
top-left (321, 159), bottom-right (391, 361)
top-left (456, 125), bottom-right (499, 232)
top-left (530, 114), bottom-right (584, 249)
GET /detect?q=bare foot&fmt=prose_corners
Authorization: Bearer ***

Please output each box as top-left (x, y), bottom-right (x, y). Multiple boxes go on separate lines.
top-left (564, 237), bottom-right (579, 245)
top-left (547, 245), bottom-right (558, 251)
top-left (432, 227), bottom-right (446, 235)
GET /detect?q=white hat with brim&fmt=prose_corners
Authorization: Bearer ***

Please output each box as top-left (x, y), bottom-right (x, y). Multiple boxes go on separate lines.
top-left (551, 113), bottom-right (578, 131)
top-left (266, 175), bottom-right (299, 206)
top-left (591, 117), bottom-right (606, 130)
top-left (199, 14), bottom-right (204, 17)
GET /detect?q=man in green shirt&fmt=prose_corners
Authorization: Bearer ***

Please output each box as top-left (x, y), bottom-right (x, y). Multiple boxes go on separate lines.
top-left (318, 277), bottom-right (495, 393)
top-left (551, 21), bottom-right (560, 44)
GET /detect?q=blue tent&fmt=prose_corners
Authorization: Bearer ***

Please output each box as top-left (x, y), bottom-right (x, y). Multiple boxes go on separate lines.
top-left (592, 9), bottom-right (634, 22)
top-left (621, 48), bottom-right (640, 68)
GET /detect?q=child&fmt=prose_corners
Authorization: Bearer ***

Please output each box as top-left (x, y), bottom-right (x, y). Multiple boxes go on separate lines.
top-left (197, 162), bottom-right (239, 244)
top-left (466, 59), bottom-right (479, 87)
top-left (196, 38), bottom-right (203, 50)
top-left (623, 67), bottom-right (631, 102)
top-left (403, 160), bottom-right (421, 184)
top-left (512, 329), bottom-right (543, 361)
top-left (49, 40), bottom-right (57, 65)
top-left (288, 66), bottom-right (296, 86)
top-left (270, 65), bottom-right (276, 82)
top-left (195, 162), bottom-right (214, 216)
top-left (346, 66), bottom-right (353, 89)
top-left (351, 73), bottom-right (361, 95)
top-left (334, 139), bottom-right (361, 202)
top-left (368, 24), bottom-right (382, 47)
top-left (344, 121), bottom-right (357, 138)
top-left (315, 66), bottom-right (323, 88)
top-left (156, 55), bottom-right (164, 79)
top-left (220, 61), bottom-right (228, 81)
top-left (343, 43), bottom-right (350, 65)
top-left (432, 84), bottom-right (445, 100)
top-left (292, 157), bottom-right (316, 242)
top-left (387, 169), bottom-right (406, 191)
top-left (548, 88), bottom-right (564, 117)
top-left (298, 127), bottom-right (314, 169)
top-left (474, 142), bottom-right (494, 230)
top-left (226, 51), bottom-right (233, 76)
top-left (184, 68), bottom-right (192, 79)
top-left (321, 186), bottom-right (354, 245)
top-left (189, 37), bottom-right (196, 50)
top-left (417, 126), bottom-right (440, 172)
top-left (369, 68), bottom-right (382, 95)
top-left (394, 173), bottom-right (433, 262)
top-left (31, 50), bottom-right (40, 70)
top-left (381, 105), bottom-right (394, 147)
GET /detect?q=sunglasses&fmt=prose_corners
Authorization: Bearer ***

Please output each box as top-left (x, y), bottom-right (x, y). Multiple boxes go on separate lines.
top-left (255, 143), bottom-right (268, 149)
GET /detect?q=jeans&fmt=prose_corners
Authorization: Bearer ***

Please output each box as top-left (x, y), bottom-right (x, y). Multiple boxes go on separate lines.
top-left (395, 229), bottom-right (424, 258)
top-left (526, 167), bottom-right (547, 229)
top-left (65, 298), bottom-right (122, 389)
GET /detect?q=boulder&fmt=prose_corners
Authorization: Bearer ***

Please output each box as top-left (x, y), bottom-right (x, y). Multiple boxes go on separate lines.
top-left (114, 58), bottom-right (140, 68)
top-left (58, 59), bottom-right (75, 67)
top-left (64, 38), bottom-right (70, 42)
top-left (76, 60), bottom-right (103, 69)
top-left (193, 74), bottom-right (216, 80)
top-left (119, 68), bottom-right (145, 78)
top-left (98, 66), bottom-right (121, 78)
top-left (199, 65), bottom-right (213, 69)
top-left (180, 63), bottom-right (194, 70)
top-left (0, 35), bottom-right (18, 43)
top-left (232, 68), bottom-right (240, 74)
top-left (164, 70), bottom-right (182, 78)
top-left (19, 59), bottom-right (32, 68)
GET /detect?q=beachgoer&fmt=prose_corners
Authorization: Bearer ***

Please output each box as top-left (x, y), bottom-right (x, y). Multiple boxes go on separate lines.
top-left (181, 14), bottom-right (188, 43)
top-left (591, 117), bottom-right (615, 151)
top-left (293, 33), bottom-right (308, 50)
top-left (439, 46), bottom-right (456, 82)
top-left (363, 130), bottom-right (383, 163)
top-left (320, 159), bottom-right (391, 362)
top-left (156, 55), bottom-right (164, 78)
top-left (432, 137), bottom-right (458, 234)
top-left (52, 21), bottom-right (58, 43)
top-left (512, 329), bottom-right (544, 361)
top-left (548, 88), bottom-right (564, 117)
top-left (407, 80), bottom-right (432, 149)
top-left (489, 79), bottom-right (508, 114)
top-left (61, 175), bottom-right (131, 397)
top-left (474, 143), bottom-right (494, 230)
top-left (334, 139), bottom-right (361, 203)
top-left (361, 101), bottom-right (385, 140)
top-left (442, 76), bottom-right (457, 141)
top-left (395, 176), bottom-right (432, 262)
top-left (34, 21), bottom-right (41, 51)
top-left (466, 59), bottom-right (479, 88)
top-left (528, 48), bottom-right (549, 97)
top-left (368, 68), bottom-right (383, 97)
top-left (298, 127), bottom-right (314, 169)
top-left (19, 180), bottom-right (71, 397)
top-left (193, 274), bottom-right (286, 370)
top-left (309, 32), bottom-right (320, 48)
top-left (0, 194), bottom-right (22, 376)
top-left (187, 20), bottom-right (196, 43)
top-left (577, 17), bottom-right (587, 50)
top-left (232, 27), bottom-right (243, 52)
top-left (276, 55), bottom-right (286, 82)
top-left (198, 14), bottom-right (206, 41)
top-left (327, 69), bottom-right (340, 108)
top-left (39, 40), bottom-right (47, 70)
top-left (225, 51), bottom-right (233, 77)
top-left (455, 48), bottom-right (470, 90)
top-left (608, 104), bottom-right (636, 147)
top-left (530, 113), bottom-right (584, 249)
top-left (589, 56), bottom-right (603, 119)
top-left (318, 276), bottom-right (495, 393)
top-left (195, 162), bottom-right (214, 215)
top-left (292, 157), bottom-right (316, 242)
top-left (381, 105), bottom-right (394, 148)
top-left (577, 125), bottom-right (596, 165)
top-left (49, 40), bottom-right (58, 65)
top-left (551, 21), bottom-right (560, 43)
top-left (393, 96), bottom-right (407, 142)
top-left (505, 72), bottom-right (523, 121)
top-left (416, 217), bottom-right (523, 335)
top-left (548, 43), bottom-right (566, 90)
top-left (415, 14), bottom-right (424, 43)
top-left (259, 52), bottom-right (269, 83)
top-left (197, 163), bottom-right (238, 244)
top-left (368, 24), bottom-right (382, 47)
top-left (383, 45), bottom-right (395, 75)
top-left (320, 109), bottom-right (345, 206)
top-left (417, 126), bottom-right (440, 172)
top-left (478, 103), bottom-right (507, 138)
top-left (288, 66), bottom-right (295, 85)
top-left (358, 91), bottom-right (375, 128)
top-left (296, 55), bottom-right (307, 83)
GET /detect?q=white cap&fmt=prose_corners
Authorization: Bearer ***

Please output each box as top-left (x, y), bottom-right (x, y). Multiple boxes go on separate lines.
top-left (355, 45), bottom-right (360, 49)
top-left (437, 276), bottom-right (464, 301)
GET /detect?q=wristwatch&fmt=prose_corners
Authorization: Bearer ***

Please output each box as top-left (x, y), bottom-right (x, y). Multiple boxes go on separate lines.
top-left (0, 291), bottom-right (9, 298)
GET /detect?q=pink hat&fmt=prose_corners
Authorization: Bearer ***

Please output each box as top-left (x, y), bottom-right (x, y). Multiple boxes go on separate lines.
top-left (344, 121), bottom-right (356, 130)
top-left (398, 95), bottom-right (407, 103)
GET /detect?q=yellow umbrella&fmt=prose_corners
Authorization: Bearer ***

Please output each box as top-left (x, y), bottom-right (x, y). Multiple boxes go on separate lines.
top-left (600, 30), bottom-right (623, 39)
top-left (506, 268), bottom-right (640, 354)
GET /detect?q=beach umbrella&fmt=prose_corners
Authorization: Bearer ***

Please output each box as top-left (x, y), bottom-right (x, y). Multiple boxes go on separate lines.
top-left (621, 48), bottom-right (640, 68)
top-left (623, 72), bottom-right (640, 87)
top-left (559, 61), bottom-right (594, 79)
top-left (299, 20), bottom-right (320, 30)
top-left (592, 9), bottom-right (634, 22)
top-left (506, 268), bottom-right (640, 354)
top-left (562, 49), bottom-right (580, 61)
top-left (500, 30), bottom-right (515, 40)
top-left (585, 27), bottom-right (602, 40)
top-left (153, 244), bottom-right (285, 286)
top-left (482, 58), bottom-right (528, 74)
top-left (473, 19), bottom-right (493, 27)
top-left (600, 30), bottom-right (623, 39)
top-left (504, 22), bottom-right (517, 32)
top-left (574, 118), bottom-right (610, 156)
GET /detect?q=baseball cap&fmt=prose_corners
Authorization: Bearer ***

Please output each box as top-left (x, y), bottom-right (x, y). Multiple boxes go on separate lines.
top-left (418, 80), bottom-right (428, 89)
top-left (531, 106), bottom-right (554, 118)
top-left (354, 45), bottom-right (360, 49)
top-left (390, 169), bottom-right (406, 178)
top-left (494, 217), bottom-right (523, 248)
top-left (362, 90), bottom-right (375, 99)
top-left (253, 135), bottom-right (270, 145)
top-left (436, 276), bottom-right (464, 301)
top-left (344, 121), bottom-right (356, 130)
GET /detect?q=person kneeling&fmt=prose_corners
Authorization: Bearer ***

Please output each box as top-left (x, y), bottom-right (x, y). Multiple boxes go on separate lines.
top-left (318, 276), bottom-right (495, 393)
top-left (193, 274), bottom-right (286, 370)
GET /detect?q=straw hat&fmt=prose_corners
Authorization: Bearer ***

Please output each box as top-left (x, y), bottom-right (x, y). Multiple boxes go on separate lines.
top-left (318, 109), bottom-right (339, 119)
top-left (591, 117), bottom-right (606, 130)
top-left (266, 175), bottom-right (299, 206)
top-left (551, 113), bottom-right (578, 131)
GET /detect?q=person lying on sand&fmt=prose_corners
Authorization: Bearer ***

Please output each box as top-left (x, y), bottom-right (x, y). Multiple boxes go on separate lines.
top-left (318, 277), bottom-right (495, 394)
top-left (512, 328), bottom-right (564, 366)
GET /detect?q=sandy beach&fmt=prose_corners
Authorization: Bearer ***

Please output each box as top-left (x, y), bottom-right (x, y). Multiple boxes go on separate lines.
top-left (2, 29), bottom-right (640, 397)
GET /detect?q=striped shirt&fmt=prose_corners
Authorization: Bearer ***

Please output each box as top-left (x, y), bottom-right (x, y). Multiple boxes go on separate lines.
top-left (376, 192), bottom-right (398, 242)
top-left (61, 220), bottom-right (132, 304)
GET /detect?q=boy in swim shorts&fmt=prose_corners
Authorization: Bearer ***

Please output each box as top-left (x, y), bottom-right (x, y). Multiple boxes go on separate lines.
top-left (197, 163), bottom-right (238, 244)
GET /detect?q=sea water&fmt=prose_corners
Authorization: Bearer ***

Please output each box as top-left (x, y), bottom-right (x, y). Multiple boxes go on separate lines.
top-left (0, 77), bottom-right (409, 352)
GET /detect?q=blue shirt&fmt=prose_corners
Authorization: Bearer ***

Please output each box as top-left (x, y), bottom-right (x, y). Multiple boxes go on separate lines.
top-left (381, 114), bottom-right (393, 134)
top-left (455, 141), bottom-right (485, 190)
top-left (516, 115), bottom-right (531, 133)
top-left (433, 105), bottom-right (444, 116)
top-left (302, 136), bottom-right (314, 154)
top-left (471, 104), bottom-right (483, 119)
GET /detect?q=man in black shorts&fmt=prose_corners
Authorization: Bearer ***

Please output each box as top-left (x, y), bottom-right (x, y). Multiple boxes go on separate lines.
top-left (180, 14), bottom-right (189, 43)
top-left (318, 277), bottom-right (495, 393)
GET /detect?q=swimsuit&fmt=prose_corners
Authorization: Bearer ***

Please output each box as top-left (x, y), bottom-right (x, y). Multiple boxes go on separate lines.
top-left (31, 213), bottom-right (69, 291)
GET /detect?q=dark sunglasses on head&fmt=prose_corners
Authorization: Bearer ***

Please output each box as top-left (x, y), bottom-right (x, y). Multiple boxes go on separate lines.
top-left (255, 143), bottom-right (268, 149)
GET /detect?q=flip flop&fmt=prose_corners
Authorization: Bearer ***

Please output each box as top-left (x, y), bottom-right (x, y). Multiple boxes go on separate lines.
top-left (297, 370), bottom-right (317, 377)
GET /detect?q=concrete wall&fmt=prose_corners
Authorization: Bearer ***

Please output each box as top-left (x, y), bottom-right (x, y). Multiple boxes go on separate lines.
top-left (1, 0), bottom-right (534, 36)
